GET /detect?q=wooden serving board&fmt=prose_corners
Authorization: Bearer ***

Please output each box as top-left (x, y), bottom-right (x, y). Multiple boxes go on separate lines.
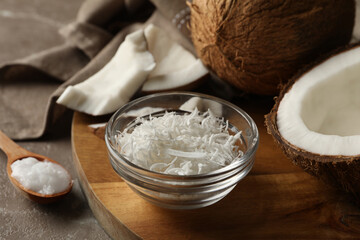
top-left (71, 95), bottom-right (360, 240)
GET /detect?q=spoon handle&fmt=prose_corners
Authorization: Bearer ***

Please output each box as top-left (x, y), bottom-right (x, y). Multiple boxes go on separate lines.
top-left (0, 130), bottom-right (29, 162)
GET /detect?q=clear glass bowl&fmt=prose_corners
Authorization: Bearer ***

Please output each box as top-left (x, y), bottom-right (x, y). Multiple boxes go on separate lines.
top-left (105, 92), bottom-right (259, 209)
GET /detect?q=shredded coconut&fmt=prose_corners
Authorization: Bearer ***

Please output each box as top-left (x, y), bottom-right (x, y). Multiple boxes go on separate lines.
top-left (116, 108), bottom-right (243, 175)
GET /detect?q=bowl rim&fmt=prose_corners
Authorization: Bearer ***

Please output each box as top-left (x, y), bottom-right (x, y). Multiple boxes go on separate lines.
top-left (105, 91), bottom-right (259, 179)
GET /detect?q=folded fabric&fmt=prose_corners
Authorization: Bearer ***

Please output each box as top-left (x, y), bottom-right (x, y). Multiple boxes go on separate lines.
top-left (0, 0), bottom-right (191, 140)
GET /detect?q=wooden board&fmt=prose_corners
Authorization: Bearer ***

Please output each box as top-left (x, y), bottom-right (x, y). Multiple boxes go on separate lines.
top-left (71, 95), bottom-right (360, 240)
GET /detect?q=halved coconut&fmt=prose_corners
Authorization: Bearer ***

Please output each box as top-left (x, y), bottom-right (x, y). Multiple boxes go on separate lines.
top-left (266, 44), bottom-right (360, 200)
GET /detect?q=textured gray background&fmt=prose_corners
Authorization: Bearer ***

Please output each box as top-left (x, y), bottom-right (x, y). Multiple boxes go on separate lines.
top-left (0, 0), bottom-right (111, 239)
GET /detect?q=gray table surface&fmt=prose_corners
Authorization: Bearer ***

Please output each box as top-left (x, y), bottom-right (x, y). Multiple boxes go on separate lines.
top-left (0, 0), bottom-right (111, 239)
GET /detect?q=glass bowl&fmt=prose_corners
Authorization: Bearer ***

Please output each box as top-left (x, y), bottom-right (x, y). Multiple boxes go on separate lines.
top-left (105, 92), bottom-right (259, 209)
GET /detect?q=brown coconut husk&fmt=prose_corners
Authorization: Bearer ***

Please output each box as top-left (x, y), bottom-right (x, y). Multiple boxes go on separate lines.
top-left (265, 44), bottom-right (360, 203)
top-left (189, 0), bottom-right (355, 95)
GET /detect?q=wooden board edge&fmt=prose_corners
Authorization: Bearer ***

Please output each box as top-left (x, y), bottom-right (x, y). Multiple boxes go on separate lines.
top-left (71, 113), bottom-right (142, 240)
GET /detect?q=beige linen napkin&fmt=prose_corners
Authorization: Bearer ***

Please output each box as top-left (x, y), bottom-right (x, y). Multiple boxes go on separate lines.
top-left (0, 0), bottom-right (192, 140)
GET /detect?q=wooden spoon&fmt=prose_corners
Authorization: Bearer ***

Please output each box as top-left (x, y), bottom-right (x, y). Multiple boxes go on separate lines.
top-left (0, 130), bottom-right (73, 204)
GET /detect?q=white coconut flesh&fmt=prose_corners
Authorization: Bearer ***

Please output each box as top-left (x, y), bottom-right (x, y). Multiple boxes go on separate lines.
top-left (277, 46), bottom-right (360, 156)
top-left (57, 24), bottom-right (208, 116)
top-left (141, 24), bottom-right (208, 92)
top-left (57, 29), bottom-right (155, 115)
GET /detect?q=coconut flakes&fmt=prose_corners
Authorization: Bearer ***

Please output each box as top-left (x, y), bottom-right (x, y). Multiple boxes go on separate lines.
top-left (116, 108), bottom-right (243, 175)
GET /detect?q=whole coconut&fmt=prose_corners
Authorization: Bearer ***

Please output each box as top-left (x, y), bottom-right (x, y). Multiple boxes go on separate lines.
top-left (189, 0), bottom-right (355, 95)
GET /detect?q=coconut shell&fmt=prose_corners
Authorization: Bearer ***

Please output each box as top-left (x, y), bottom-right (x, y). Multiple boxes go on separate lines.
top-left (189, 0), bottom-right (355, 95)
top-left (265, 44), bottom-right (360, 202)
